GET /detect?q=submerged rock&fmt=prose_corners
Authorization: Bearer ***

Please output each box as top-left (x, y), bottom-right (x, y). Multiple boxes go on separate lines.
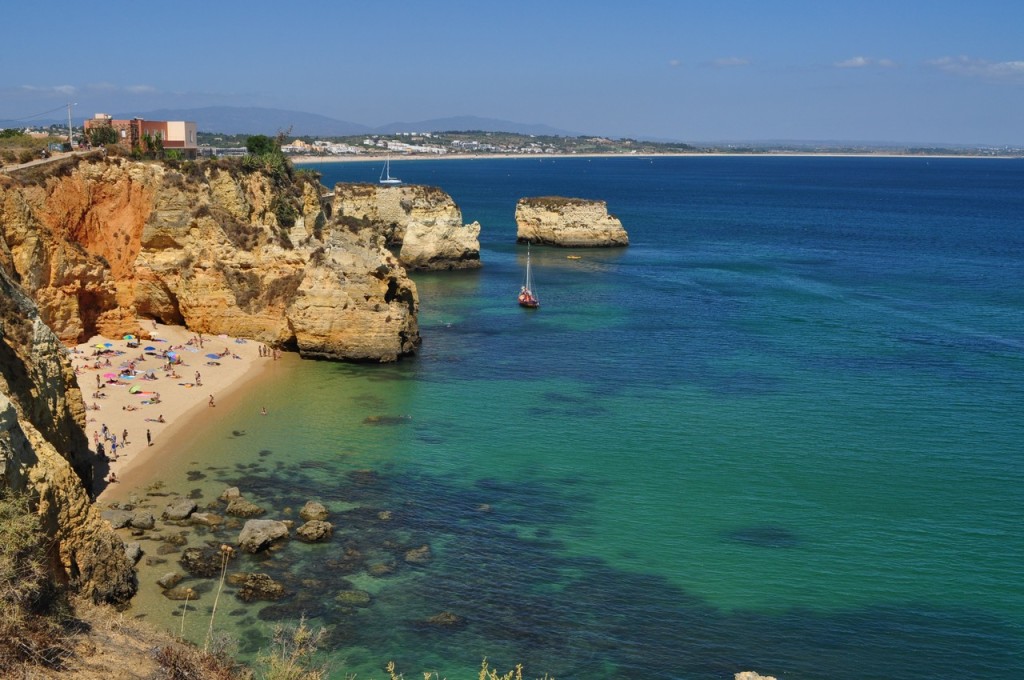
top-left (296, 520), bottom-right (333, 543)
top-left (299, 500), bottom-right (329, 522)
top-left (236, 573), bottom-right (286, 602)
top-left (190, 512), bottom-right (224, 527)
top-left (335, 589), bottom-right (372, 607)
top-left (181, 546), bottom-right (232, 577)
top-left (404, 544), bottom-right (432, 565)
top-left (163, 586), bottom-right (199, 601)
top-left (425, 611), bottom-right (465, 627)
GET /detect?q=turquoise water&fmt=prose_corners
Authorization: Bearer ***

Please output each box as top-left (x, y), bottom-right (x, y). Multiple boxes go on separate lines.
top-left (130, 157), bottom-right (1024, 679)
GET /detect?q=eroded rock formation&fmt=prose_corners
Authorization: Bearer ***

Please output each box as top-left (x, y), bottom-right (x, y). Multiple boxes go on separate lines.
top-left (0, 157), bottom-right (419, 362)
top-left (515, 196), bottom-right (629, 247)
top-left (332, 182), bottom-right (482, 270)
top-left (0, 267), bottom-right (136, 603)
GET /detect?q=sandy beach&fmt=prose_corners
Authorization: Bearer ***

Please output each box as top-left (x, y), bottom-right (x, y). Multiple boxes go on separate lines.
top-left (74, 321), bottom-right (280, 501)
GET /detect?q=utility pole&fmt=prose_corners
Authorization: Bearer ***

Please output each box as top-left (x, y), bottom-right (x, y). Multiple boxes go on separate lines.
top-left (67, 101), bottom-right (77, 149)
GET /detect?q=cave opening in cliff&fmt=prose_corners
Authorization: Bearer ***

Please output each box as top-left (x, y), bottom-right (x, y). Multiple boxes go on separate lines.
top-left (77, 290), bottom-right (104, 341)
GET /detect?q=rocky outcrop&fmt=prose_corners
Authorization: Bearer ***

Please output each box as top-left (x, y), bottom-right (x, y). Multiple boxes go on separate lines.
top-left (0, 267), bottom-right (136, 603)
top-left (0, 157), bottom-right (420, 362)
top-left (515, 196), bottom-right (629, 247)
top-left (332, 183), bottom-right (482, 270)
top-left (238, 518), bottom-right (289, 553)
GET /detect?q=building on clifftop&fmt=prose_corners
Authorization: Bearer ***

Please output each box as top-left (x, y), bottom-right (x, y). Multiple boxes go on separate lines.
top-left (83, 113), bottom-right (198, 158)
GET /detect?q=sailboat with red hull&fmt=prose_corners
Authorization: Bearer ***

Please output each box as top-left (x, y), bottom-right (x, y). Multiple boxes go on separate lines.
top-left (518, 245), bottom-right (540, 308)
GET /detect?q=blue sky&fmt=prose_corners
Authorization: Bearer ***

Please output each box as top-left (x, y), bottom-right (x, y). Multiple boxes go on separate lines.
top-left (3, 0), bottom-right (1023, 144)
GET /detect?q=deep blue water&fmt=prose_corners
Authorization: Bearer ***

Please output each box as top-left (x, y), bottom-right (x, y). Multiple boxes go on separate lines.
top-left (132, 156), bottom-right (1024, 679)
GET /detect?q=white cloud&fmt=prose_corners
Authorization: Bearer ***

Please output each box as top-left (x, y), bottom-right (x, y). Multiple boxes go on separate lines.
top-left (835, 56), bottom-right (895, 69)
top-left (928, 56), bottom-right (1024, 81)
top-left (668, 59), bottom-right (682, 68)
top-left (709, 57), bottom-right (749, 68)
top-left (20, 84), bottom-right (77, 95)
top-left (125, 84), bottom-right (157, 94)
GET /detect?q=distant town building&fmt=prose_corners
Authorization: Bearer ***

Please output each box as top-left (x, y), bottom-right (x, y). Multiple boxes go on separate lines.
top-left (84, 113), bottom-right (198, 158)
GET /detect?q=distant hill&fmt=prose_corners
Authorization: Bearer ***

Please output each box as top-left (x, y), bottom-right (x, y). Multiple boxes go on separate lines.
top-left (96, 107), bottom-right (580, 138)
top-left (115, 106), bottom-right (373, 137)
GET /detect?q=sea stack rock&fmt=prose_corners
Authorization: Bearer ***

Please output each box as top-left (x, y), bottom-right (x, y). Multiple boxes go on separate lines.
top-left (515, 196), bottom-right (629, 247)
top-left (332, 183), bottom-right (482, 270)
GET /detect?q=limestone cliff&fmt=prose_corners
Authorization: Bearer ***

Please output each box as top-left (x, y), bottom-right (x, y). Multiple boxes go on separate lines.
top-left (332, 182), bottom-right (482, 270)
top-left (515, 196), bottom-right (629, 247)
top-left (0, 266), bottom-right (135, 603)
top-left (0, 157), bottom-right (419, 362)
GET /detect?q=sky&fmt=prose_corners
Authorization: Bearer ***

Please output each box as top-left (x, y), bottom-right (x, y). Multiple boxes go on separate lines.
top-left (3, 0), bottom-right (1023, 145)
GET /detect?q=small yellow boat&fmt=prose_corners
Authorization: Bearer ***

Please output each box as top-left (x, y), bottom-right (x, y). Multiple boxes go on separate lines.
top-left (566, 255), bottom-right (582, 260)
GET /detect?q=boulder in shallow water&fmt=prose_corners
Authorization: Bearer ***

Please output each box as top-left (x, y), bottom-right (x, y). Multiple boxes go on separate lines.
top-left (236, 573), bottom-right (286, 602)
top-left (296, 520), bottom-right (333, 543)
top-left (129, 511), bottom-right (155, 530)
top-left (163, 497), bottom-right (198, 521)
top-left (299, 500), bottom-right (329, 521)
top-left (226, 498), bottom-right (265, 518)
top-left (220, 486), bottom-right (241, 501)
top-left (124, 542), bottom-right (143, 564)
top-left (238, 519), bottom-right (289, 553)
top-left (101, 509), bottom-right (132, 529)
top-left (156, 572), bottom-right (182, 590)
top-left (181, 546), bottom-right (232, 577)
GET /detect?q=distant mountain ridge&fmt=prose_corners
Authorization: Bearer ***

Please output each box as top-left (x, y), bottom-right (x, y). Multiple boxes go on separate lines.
top-left (103, 106), bottom-right (578, 138)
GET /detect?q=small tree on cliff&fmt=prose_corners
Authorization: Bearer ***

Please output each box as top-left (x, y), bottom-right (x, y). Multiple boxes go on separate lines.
top-left (243, 134), bottom-right (291, 184)
top-left (87, 125), bottom-right (118, 147)
top-left (246, 134), bottom-right (278, 155)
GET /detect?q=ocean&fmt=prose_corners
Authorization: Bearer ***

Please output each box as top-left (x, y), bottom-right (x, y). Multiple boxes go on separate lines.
top-left (127, 156), bottom-right (1024, 679)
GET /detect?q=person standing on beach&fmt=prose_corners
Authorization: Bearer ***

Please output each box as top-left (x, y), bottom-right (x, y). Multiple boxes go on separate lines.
top-left (147, 429), bottom-right (152, 446)
top-left (195, 371), bottom-right (202, 386)
top-left (122, 429), bottom-right (129, 446)
top-left (209, 394), bottom-right (215, 407)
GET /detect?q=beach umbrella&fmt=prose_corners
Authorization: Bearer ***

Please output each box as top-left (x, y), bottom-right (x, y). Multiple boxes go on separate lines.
top-left (103, 342), bottom-right (113, 348)
top-left (167, 351), bottom-right (177, 359)
top-left (93, 343), bottom-right (106, 349)
top-left (144, 346), bottom-right (156, 351)
top-left (103, 372), bottom-right (117, 379)
top-left (123, 334), bottom-right (136, 340)
top-left (129, 385), bottom-right (142, 394)
top-left (205, 353), bottom-right (221, 359)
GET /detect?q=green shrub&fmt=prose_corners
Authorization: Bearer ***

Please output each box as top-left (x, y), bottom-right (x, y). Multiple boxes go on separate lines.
top-left (0, 489), bottom-right (76, 673)
top-left (255, 616), bottom-right (328, 680)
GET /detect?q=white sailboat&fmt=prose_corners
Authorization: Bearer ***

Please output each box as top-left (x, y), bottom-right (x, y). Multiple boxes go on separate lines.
top-left (518, 245), bottom-right (540, 308)
top-left (379, 155), bottom-right (402, 185)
